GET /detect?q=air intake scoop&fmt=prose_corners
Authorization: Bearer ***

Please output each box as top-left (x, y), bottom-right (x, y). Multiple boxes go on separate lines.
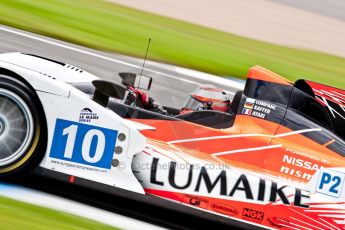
top-left (92, 80), bottom-right (126, 107)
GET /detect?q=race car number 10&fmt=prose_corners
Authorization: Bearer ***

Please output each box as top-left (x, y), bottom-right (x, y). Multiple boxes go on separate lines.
top-left (50, 119), bottom-right (118, 169)
top-left (63, 125), bottom-right (106, 163)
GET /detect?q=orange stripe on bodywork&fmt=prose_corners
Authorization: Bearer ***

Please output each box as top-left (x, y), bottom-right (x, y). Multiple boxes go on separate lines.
top-left (247, 66), bottom-right (292, 85)
top-left (132, 113), bottom-right (345, 184)
top-left (323, 139), bottom-right (335, 147)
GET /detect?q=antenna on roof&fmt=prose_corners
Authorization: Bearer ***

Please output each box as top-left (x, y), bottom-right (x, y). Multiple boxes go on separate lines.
top-left (137, 38), bottom-right (151, 90)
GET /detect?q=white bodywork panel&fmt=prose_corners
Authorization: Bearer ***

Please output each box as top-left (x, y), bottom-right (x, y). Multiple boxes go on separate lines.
top-left (0, 52), bottom-right (99, 83)
top-left (0, 53), bottom-right (147, 194)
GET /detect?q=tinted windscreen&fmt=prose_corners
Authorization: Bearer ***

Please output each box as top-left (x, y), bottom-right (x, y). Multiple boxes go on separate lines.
top-left (288, 87), bottom-right (334, 132)
top-left (282, 110), bottom-right (345, 156)
top-left (244, 79), bottom-right (292, 105)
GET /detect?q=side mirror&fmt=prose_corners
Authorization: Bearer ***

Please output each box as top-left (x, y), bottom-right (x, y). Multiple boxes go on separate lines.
top-left (119, 72), bottom-right (152, 90)
top-left (135, 74), bottom-right (152, 90)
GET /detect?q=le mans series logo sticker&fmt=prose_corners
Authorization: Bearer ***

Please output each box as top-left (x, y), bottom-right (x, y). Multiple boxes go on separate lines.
top-left (242, 97), bottom-right (276, 119)
top-left (79, 108), bottom-right (99, 122)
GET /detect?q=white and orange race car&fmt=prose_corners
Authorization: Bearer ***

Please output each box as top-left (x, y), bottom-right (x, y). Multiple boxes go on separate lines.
top-left (0, 52), bottom-right (344, 229)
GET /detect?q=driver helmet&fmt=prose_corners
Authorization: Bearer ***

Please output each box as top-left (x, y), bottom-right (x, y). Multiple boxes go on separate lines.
top-left (180, 85), bottom-right (231, 115)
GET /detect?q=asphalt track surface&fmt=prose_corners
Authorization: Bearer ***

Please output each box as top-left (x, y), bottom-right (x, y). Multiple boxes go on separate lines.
top-left (0, 26), bottom-right (242, 109)
top-left (0, 26), bottom-right (252, 230)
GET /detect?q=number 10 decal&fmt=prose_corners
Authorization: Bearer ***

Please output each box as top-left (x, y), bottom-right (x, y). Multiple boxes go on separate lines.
top-left (50, 119), bottom-right (118, 169)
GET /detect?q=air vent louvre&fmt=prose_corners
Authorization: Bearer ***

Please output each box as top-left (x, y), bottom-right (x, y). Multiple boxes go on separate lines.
top-left (65, 64), bottom-right (83, 73)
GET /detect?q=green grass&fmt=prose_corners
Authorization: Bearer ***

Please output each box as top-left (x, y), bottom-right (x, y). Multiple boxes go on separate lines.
top-left (0, 196), bottom-right (119, 230)
top-left (0, 0), bottom-right (344, 87)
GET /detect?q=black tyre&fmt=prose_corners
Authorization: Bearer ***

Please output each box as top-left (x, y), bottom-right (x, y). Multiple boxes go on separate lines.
top-left (0, 74), bottom-right (47, 176)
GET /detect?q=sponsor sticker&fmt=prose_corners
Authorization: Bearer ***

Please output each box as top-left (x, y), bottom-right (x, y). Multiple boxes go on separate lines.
top-left (316, 169), bottom-right (345, 198)
top-left (244, 98), bottom-right (255, 109)
top-left (50, 119), bottom-right (118, 169)
top-left (242, 208), bottom-right (265, 223)
top-left (242, 97), bottom-right (276, 119)
top-left (79, 108), bottom-right (99, 123)
top-left (285, 148), bottom-right (330, 164)
top-left (210, 203), bottom-right (238, 217)
top-left (150, 158), bottom-right (310, 208)
top-left (267, 216), bottom-right (290, 228)
top-left (183, 195), bottom-right (209, 208)
top-left (280, 154), bottom-right (323, 181)
top-left (242, 108), bottom-right (252, 115)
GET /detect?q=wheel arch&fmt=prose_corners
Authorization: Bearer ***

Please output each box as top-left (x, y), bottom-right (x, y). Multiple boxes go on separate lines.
top-left (0, 67), bottom-right (37, 93)
top-left (0, 67), bottom-right (48, 175)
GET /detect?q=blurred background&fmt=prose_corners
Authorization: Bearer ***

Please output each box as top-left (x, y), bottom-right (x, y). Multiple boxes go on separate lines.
top-left (0, 0), bottom-right (344, 87)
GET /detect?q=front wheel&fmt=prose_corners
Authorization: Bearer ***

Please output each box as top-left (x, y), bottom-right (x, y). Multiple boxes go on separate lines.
top-left (0, 75), bottom-right (46, 176)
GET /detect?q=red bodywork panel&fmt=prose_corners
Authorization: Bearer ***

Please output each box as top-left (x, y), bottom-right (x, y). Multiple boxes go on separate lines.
top-left (132, 67), bottom-right (345, 229)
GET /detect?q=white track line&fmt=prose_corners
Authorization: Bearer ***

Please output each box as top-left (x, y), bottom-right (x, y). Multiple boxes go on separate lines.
top-left (0, 26), bottom-right (197, 84)
top-left (0, 26), bottom-right (244, 89)
top-left (0, 183), bottom-right (165, 230)
top-left (175, 67), bottom-right (245, 90)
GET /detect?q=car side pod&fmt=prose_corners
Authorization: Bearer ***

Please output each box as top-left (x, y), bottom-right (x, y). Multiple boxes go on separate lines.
top-left (307, 167), bottom-right (345, 201)
top-left (0, 61), bottom-right (146, 194)
top-left (37, 87), bottom-right (147, 194)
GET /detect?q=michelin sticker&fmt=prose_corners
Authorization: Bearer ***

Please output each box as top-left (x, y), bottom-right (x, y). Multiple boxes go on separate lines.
top-left (316, 169), bottom-right (345, 198)
top-left (242, 98), bottom-right (276, 119)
